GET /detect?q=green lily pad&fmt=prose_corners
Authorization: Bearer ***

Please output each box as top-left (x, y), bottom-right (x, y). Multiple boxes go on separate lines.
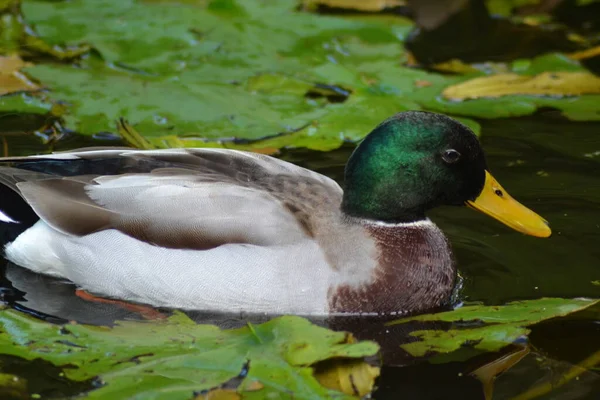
top-left (388, 298), bottom-right (599, 357)
top-left (0, 310), bottom-right (379, 399)
top-left (10, 0), bottom-right (474, 148)
top-left (7, 0), bottom-right (598, 150)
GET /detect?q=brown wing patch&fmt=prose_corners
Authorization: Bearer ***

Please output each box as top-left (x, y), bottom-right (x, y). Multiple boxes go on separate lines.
top-left (17, 179), bottom-right (114, 236)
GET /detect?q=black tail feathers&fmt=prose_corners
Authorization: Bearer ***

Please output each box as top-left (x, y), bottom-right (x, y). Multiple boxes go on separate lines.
top-left (0, 184), bottom-right (37, 245)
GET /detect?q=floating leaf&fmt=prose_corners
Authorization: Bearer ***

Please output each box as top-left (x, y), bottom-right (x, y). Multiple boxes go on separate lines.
top-left (117, 118), bottom-right (156, 150)
top-left (442, 71), bottom-right (600, 100)
top-left (430, 58), bottom-right (484, 74)
top-left (388, 298), bottom-right (599, 357)
top-left (0, 55), bottom-right (40, 96)
top-left (14, 0), bottom-right (481, 150)
top-left (568, 45), bottom-right (600, 61)
top-left (7, 0), bottom-right (598, 150)
top-left (302, 0), bottom-right (406, 12)
top-left (0, 310), bottom-right (379, 399)
top-left (194, 389), bottom-right (241, 400)
top-left (314, 360), bottom-right (380, 397)
top-left (0, 0), bottom-right (89, 60)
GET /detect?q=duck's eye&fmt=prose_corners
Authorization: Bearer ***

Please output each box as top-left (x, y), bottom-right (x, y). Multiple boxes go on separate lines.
top-left (442, 149), bottom-right (461, 164)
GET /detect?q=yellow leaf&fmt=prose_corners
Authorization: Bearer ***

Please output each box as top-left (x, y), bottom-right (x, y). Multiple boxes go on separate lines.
top-left (0, 55), bottom-right (41, 96)
top-left (442, 72), bottom-right (600, 100)
top-left (568, 45), bottom-right (600, 61)
top-left (116, 118), bottom-right (156, 150)
top-left (194, 389), bottom-right (240, 400)
top-left (314, 360), bottom-right (380, 397)
top-left (470, 346), bottom-right (529, 400)
top-left (303, 0), bottom-right (405, 12)
top-left (431, 59), bottom-right (481, 74)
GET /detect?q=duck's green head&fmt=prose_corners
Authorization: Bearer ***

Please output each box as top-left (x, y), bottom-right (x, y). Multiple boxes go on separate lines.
top-left (342, 111), bottom-right (551, 237)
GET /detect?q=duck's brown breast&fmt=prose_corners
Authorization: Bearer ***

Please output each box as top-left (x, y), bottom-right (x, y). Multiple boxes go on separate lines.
top-left (328, 221), bottom-right (456, 315)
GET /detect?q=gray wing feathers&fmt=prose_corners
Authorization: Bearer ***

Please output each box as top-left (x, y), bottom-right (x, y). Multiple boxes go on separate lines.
top-left (0, 148), bottom-right (343, 249)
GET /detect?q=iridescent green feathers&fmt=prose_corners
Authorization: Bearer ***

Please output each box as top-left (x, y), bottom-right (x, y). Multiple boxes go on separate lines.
top-left (341, 111), bottom-right (487, 222)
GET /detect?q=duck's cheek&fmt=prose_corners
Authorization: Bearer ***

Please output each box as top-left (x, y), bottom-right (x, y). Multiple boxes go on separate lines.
top-left (466, 171), bottom-right (551, 238)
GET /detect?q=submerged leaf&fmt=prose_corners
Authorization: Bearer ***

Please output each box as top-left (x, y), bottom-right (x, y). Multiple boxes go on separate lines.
top-left (0, 310), bottom-right (379, 399)
top-left (443, 72), bottom-right (600, 100)
top-left (0, 372), bottom-right (27, 399)
top-left (388, 298), bottom-right (599, 357)
top-left (511, 349), bottom-right (600, 400)
top-left (470, 346), bottom-right (530, 400)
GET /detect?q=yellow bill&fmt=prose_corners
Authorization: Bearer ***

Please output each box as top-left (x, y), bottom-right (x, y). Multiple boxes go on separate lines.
top-left (467, 171), bottom-right (551, 238)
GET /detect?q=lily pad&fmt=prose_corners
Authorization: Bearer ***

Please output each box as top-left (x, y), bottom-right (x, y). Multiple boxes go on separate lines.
top-left (388, 298), bottom-right (599, 357)
top-left (3, 0), bottom-right (476, 148)
top-left (0, 309), bottom-right (379, 399)
top-left (0, 0), bottom-right (89, 60)
top-left (3, 0), bottom-right (597, 150)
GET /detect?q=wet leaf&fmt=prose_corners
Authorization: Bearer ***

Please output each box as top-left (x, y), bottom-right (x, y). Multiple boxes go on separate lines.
top-left (0, 55), bottom-right (40, 96)
top-left (388, 298), bottom-right (599, 357)
top-left (314, 359), bottom-right (380, 397)
top-left (0, 0), bottom-right (89, 60)
top-left (470, 346), bottom-right (530, 400)
top-left (117, 119), bottom-right (156, 150)
top-left (6, 0), bottom-right (597, 150)
top-left (512, 349), bottom-right (600, 400)
top-left (194, 389), bottom-right (241, 400)
top-left (430, 59), bottom-right (483, 74)
top-left (568, 45), bottom-right (600, 61)
top-left (13, 0), bottom-right (479, 150)
top-left (302, 0), bottom-right (405, 12)
top-left (442, 71), bottom-right (600, 100)
top-left (0, 310), bottom-right (379, 399)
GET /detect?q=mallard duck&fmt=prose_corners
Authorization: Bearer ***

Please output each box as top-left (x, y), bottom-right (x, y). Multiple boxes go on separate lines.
top-left (0, 111), bottom-right (550, 316)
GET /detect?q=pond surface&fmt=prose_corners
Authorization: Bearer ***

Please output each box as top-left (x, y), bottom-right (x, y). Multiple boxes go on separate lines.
top-left (0, 112), bottom-right (599, 399)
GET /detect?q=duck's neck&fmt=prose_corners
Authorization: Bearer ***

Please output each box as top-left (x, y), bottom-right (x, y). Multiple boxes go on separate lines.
top-left (328, 218), bottom-right (456, 316)
top-left (341, 191), bottom-right (427, 224)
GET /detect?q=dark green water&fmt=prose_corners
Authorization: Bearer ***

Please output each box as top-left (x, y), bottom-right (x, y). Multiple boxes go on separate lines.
top-left (0, 112), bottom-right (599, 399)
